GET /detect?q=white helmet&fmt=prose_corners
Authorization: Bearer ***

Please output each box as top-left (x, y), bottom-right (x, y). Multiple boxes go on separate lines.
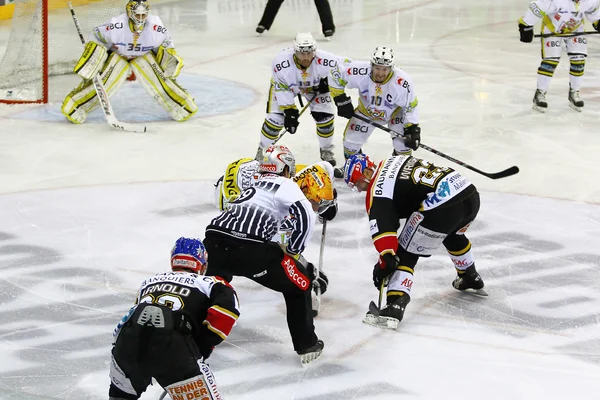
top-left (259, 145), bottom-right (296, 176)
top-left (371, 46), bottom-right (395, 67)
top-left (294, 32), bottom-right (316, 53)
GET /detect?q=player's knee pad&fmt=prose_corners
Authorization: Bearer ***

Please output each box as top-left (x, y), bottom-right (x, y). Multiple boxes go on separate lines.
top-left (537, 58), bottom-right (559, 77)
top-left (129, 52), bottom-right (198, 122)
top-left (165, 362), bottom-right (222, 400)
top-left (62, 52), bottom-right (129, 124)
top-left (260, 113), bottom-right (284, 141)
top-left (446, 240), bottom-right (474, 271)
top-left (387, 263), bottom-right (415, 298)
top-left (568, 53), bottom-right (586, 76)
top-left (312, 111), bottom-right (334, 138)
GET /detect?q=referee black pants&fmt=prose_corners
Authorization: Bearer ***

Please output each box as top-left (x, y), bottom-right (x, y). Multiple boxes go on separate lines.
top-left (203, 231), bottom-right (318, 353)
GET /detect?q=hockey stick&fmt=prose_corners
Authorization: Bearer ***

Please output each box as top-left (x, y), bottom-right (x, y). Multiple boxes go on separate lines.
top-left (273, 92), bottom-right (319, 144)
top-left (534, 30), bottom-right (600, 38)
top-left (351, 113), bottom-right (520, 180)
top-left (312, 220), bottom-right (327, 317)
top-left (68, 2), bottom-right (147, 133)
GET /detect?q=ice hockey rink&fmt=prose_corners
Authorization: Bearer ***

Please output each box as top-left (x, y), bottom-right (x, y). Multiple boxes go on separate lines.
top-left (1, 0), bottom-right (600, 398)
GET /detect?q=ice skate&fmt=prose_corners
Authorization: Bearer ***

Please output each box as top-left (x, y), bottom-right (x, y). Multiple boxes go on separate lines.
top-left (255, 25), bottom-right (266, 36)
top-left (297, 339), bottom-right (324, 366)
top-left (324, 29), bottom-right (335, 41)
top-left (363, 295), bottom-right (410, 330)
top-left (532, 89), bottom-right (548, 113)
top-left (319, 145), bottom-right (337, 167)
top-left (452, 265), bottom-right (487, 296)
top-left (568, 88), bottom-right (584, 112)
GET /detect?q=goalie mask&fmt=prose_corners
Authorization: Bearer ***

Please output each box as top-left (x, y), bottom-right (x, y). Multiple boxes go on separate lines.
top-left (343, 153), bottom-right (376, 192)
top-left (259, 145), bottom-right (296, 177)
top-left (371, 46), bottom-right (395, 83)
top-left (295, 167), bottom-right (335, 213)
top-left (171, 237), bottom-right (208, 275)
top-left (126, 0), bottom-right (150, 33)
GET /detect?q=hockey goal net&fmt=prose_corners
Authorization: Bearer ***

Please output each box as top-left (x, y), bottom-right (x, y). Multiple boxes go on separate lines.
top-left (0, 0), bottom-right (122, 103)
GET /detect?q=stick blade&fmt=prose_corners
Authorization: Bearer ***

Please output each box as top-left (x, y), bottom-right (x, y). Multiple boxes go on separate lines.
top-left (487, 165), bottom-right (519, 179)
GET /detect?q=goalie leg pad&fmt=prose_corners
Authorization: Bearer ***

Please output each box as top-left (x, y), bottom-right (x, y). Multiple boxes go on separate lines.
top-left (61, 52), bottom-right (130, 124)
top-left (165, 362), bottom-right (222, 400)
top-left (130, 52), bottom-right (198, 122)
top-left (155, 46), bottom-right (184, 78)
top-left (73, 41), bottom-right (108, 80)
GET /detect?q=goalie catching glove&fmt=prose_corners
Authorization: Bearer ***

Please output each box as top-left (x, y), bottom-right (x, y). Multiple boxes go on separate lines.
top-left (155, 46), bottom-right (183, 78)
top-left (73, 42), bottom-right (108, 80)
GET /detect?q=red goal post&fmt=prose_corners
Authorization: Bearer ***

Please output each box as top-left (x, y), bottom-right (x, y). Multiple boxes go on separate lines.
top-left (0, 0), bottom-right (121, 104)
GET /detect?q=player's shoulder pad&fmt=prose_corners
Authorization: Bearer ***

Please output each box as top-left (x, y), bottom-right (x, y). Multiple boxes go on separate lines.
top-left (314, 50), bottom-right (340, 69)
top-left (344, 60), bottom-right (371, 76)
top-left (202, 275), bottom-right (234, 290)
top-left (146, 15), bottom-right (168, 34)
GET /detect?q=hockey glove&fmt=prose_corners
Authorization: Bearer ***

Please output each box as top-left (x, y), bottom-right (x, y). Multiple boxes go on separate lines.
top-left (518, 21), bottom-right (533, 43)
top-left (318, 189), bottom-right (338, 222)
top-left (317, 77), bottom-right (329, 94)
top-left (307, 263), bottom-right (329, 294)
top-left (334, 94), bottom-right (355, 119)
top-left (594, 21), bottom-right (600, 32)
top-left (372, 253), bottom-right (399, 288)
top-left (404, 124), bottom-right (421, 150)
top-left (284, 108), bottom-right (300, 134)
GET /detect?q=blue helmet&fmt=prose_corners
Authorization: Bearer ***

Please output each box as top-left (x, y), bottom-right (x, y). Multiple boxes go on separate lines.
top-left (170, 237), bottom-right (208, 274)
top-left (343, 153), bottom-right (376, 188)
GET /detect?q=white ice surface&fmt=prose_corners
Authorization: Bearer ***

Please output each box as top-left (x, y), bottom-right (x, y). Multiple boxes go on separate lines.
top-left (0, 0), bottom-right (599, 399)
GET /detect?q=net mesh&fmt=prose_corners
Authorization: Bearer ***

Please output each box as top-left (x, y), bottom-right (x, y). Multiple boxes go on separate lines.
top-left (0, 0), bottom-right (123, 102)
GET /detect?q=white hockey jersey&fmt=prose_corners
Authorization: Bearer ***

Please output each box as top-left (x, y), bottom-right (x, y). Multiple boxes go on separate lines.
top-left (208, 174), bottom-right (316, 256)
top-left (271, 48), bottom-right (351, 109)
top-left (521, 0), bottom-right (600, 33)
top-left (91, 13), bottom-right (174, 59)
top-left (329, 60), bottom-right (419, 125)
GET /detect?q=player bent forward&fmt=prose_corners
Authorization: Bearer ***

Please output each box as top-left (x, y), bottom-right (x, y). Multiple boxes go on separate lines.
top-left (343, 153), bottom-right (486, 329)
top-left (109, 237), bottom-right (239, 400)
top-left (62, 0), bottom-right (197, 124)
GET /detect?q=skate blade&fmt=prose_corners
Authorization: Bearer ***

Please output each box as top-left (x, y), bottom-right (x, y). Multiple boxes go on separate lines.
top-left (463, 288), bottom-right (488, 297)
top-left (532, 104), bottom-right (547, 113)
top-left (362, 313), bottom-right (399, 330)
top-left (300, 350), bottom-right (323, 366)
top-left (568, 103), bottom-right (583, 112)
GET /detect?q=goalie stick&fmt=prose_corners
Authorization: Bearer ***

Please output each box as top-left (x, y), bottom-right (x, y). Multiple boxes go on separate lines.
top-left (351, 113), bottom-right (519, 180)
top-left (68, 2), bottom-right (147, 133)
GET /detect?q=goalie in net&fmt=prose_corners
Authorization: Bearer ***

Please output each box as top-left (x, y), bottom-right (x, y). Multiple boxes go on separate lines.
top-left (62, 0), bottom-right (197, 123)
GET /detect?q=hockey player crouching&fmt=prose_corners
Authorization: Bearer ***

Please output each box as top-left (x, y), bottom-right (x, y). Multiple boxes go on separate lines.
top-left (62, 0), bottom-right (197, 124)
top-left (342, 153), bottom-right (486, 329)
top-left (109, 237), bottom-right (239, 400)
